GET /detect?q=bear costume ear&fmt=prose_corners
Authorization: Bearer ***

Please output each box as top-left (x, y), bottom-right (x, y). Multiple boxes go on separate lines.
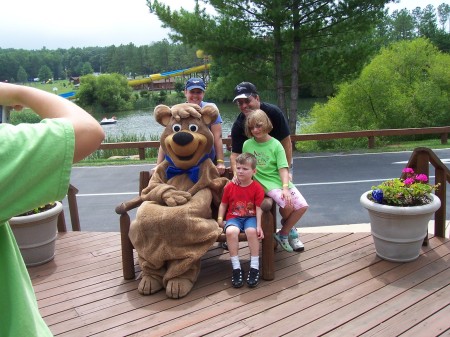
top-left (154, 105), bottom-right (172, 126)
top-left (201, 104), bottom-right (219, 125)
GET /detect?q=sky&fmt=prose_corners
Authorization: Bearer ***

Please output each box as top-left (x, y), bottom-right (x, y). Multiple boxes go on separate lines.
top-left (0, 0), bottom-right (447, 50)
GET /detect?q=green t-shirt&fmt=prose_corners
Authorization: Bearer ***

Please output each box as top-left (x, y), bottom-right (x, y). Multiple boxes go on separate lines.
top-left (0, 119), bottom-right (74, 337)
top-left (243, 137), bottom-right (291, 192)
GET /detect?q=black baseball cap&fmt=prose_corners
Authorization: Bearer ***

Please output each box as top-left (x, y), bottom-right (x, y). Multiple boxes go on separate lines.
top-left (233, 82), bottom-right (258, 102)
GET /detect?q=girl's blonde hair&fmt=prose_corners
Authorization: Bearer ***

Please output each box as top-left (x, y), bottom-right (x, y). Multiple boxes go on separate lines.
top-left (244, 109), bottom-right (273, 138)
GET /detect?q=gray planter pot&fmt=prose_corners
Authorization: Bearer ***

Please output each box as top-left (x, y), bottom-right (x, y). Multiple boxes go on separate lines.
top-left (9, 201), bottom-right (62, 267)
top-left (360, 191), bottom-right (441, 262)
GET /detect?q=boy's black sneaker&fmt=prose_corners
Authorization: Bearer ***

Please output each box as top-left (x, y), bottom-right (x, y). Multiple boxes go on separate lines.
top-left (246, 268), bottom-right (260, 288)
top-left (232, 268), bottom-right (244, 288)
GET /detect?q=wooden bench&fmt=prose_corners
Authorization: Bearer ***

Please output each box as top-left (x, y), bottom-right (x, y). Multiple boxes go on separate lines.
top-left (115, 169), bottom-right (277, 281)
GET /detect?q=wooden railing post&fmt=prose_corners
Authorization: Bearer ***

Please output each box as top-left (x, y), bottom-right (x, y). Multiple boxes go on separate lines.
top-left (415, 150), bottom-right (429, 177)
top-left (434, 167), bottom-right (446, 238)
top-left (138, 148), bottom-right (146, 160)
top-left (368, 136), bottom-right (375, 149)
top-left (67, 184), bottom-right (81, 231)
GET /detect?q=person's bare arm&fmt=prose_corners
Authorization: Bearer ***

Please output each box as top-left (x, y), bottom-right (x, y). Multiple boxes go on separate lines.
top-left (0, 83), bottom-right (104, 162)
top-left (279, 135), bottom-right (292, 168)
top-left (230, 152), bottom-right (239, 177)
top-left (211, 123), bottom-right (225, 174)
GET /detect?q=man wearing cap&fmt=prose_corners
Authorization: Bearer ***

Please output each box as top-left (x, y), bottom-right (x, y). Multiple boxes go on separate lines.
top-left (154, 77), bottom-right (226, 174)
top-left (230, 82), bottom-right (292, 176)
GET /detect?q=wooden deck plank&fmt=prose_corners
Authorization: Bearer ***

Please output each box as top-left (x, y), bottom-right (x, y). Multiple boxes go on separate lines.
top-left (50, 233), bottom-right (368, 336)
top-left (301, 239), bottom-right (450, 336)
top-left (400, 304), bottom-right (450, 336)
top-left (80, 235), bottom-right (376, 336)
top-left (180, 238), bottom-right (449, 337)
top-left (361, 284), bottom-right (450, 336)
top-left (28, 231), bottom-right (450, 337)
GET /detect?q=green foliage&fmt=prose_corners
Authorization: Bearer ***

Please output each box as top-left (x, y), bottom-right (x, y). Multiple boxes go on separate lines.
top-left (76, 73), bottom-right (133, 113)
top-left (156, 90), bottom-right (167, 104)
top-left (38, 65), bottom-right (53, 82)
top-left (80, 62), bottom-right (94, 75)
top-left (86, 133), bottom-right (159, 161)
top-left (305, 38), bottom-right (450, 149)
top-left (10, 110), bottom-right (41, 124)
top-left (370, 168), bottom-right (439, 206)
top-left (16, 66), bottom-right (28, 83)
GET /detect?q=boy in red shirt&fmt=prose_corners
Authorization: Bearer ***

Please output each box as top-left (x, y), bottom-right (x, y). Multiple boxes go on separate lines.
top-left (217, 153), bottom-right (265, 288)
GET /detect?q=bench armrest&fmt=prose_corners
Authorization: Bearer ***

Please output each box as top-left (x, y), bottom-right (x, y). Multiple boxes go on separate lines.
top-left (115, 196), bottom-right (143, 214)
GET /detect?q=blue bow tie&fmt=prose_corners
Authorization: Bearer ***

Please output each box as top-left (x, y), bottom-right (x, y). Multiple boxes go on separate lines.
top-left (165, 154), bottom-right (209, 183)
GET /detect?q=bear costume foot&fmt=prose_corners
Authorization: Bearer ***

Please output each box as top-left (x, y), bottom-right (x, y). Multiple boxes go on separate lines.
top-left (166, 278), bottom-right (194, 299)
top-left (138, 275), bottom-right (163, 295)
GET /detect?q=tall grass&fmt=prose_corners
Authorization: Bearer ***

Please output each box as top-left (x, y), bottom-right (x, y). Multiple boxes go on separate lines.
top-left (86, 133), bottom-right (160, 160)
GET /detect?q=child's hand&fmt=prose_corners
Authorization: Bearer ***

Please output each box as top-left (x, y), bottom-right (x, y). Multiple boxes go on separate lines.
top-left (257, 226), bottom-right (264, 240)
top-left (282, 189), bottom-right (293, 206)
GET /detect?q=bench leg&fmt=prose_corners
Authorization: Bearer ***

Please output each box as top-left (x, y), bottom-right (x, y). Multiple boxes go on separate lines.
top-left (120, 213), bottom-right (136, 280)
top-left (261, 209), bottom-right (275, 280)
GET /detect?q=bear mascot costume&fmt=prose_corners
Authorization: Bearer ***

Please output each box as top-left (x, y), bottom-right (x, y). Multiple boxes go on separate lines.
top-left (129, 103), bottom-right (228, 299)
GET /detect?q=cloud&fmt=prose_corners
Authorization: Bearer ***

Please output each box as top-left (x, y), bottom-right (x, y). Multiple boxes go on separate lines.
top-left (0, 0), bottom-right (191, 50)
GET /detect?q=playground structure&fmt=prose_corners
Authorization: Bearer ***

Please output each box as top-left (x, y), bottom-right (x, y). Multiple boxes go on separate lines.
top-left (128, 63), bottom-right (210, 89)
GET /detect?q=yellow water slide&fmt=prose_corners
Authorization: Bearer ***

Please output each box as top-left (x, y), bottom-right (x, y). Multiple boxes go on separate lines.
top-left (128, 64), bottom-right (210, 87)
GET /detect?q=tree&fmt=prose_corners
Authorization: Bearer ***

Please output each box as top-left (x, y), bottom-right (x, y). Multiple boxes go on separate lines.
top-left (437, 3), bottom-right (450, 32)
top-left (147, 0), bottom-right (391, 134)
top-left (76, 73), bottom-right (133, 112)
top-left (306, 38), bottom-right (450, 147)
top-left (16, 66), bottom-right (28, 83)
top-left (390, 9), bottom-right (416, 40)
top-left (80, 62), bottom-right (94, 75)
top-left (38, 65), bottom-right (53, 82)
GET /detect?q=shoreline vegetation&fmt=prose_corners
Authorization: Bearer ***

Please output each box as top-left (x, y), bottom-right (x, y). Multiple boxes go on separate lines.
top-left (75, 138), bottom-right (450, 167)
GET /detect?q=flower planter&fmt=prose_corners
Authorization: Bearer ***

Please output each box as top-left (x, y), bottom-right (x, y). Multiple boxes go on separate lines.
top-left (9, 201), bottom-right (63, 267)
top-left (360, 191), bottom-right (441, 262)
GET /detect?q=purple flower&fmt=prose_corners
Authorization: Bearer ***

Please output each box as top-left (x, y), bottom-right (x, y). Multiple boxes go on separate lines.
top-left (402, 168), bottom-right (414, 174)
top-left (415, 174), bottom-right (428, 182)
top-left (404, 178), bottom-right (415, 185)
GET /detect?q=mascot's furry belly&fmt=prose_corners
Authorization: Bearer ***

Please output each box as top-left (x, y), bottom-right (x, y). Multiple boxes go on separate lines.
top-left (129, 188), bottom-right (222, 282)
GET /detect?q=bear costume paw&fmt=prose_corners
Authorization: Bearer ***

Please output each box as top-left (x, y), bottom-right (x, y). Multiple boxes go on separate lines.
top-left (166, 278), bottom-right (194, 299)
top-left (138, 275), bottom-right (163, 295)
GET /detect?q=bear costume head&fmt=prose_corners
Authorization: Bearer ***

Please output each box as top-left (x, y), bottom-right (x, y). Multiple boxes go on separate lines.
top-left (156, 102), bottom-right (217, 170)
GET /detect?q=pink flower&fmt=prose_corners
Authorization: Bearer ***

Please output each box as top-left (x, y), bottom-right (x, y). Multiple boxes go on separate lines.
top-left (402, 168), bottom-right (415, 174)
top-left (415, 174), bottom-right (428, 182)
top-left (404, 178), bottom-right (415, 185)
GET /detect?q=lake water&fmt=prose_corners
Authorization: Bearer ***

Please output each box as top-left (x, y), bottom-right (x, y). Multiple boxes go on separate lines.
top-left (96, 99), bottom-right (321, 140)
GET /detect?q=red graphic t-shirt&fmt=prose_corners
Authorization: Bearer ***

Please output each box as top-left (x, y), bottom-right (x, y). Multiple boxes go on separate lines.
top-left (221, 180), bottom-right (265, 220)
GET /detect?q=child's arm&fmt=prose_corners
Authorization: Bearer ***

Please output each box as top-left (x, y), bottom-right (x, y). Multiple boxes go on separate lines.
top-left (256, 206), bottom-right (264, 239)
top-left (279, 167), bottom-right (292, 206)
top-left (217, 202), bottom-right (227, 228)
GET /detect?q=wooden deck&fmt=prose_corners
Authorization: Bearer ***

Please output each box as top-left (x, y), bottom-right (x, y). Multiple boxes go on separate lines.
top-left (29, 231), bottom-right (450, 336)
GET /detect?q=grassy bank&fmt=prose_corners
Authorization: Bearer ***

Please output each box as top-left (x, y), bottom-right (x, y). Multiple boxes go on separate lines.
top-left (74, 138), bottom-right (449, 167)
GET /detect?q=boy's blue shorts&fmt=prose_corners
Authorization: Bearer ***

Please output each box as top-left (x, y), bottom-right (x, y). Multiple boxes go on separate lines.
top-left (224, 216), bottom-right (257, 233)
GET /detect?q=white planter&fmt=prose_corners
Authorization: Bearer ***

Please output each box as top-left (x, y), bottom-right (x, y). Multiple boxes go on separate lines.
top-left (9, 201), bottom-right (62, 267)
top-left (360, 191), bottom-right (441, 262)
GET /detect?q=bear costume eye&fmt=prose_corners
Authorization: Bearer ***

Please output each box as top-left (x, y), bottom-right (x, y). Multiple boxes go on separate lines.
top-left (172, 124), bottom-right (182, 132)
top-left (188, 124), bottom-right (199, 132)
